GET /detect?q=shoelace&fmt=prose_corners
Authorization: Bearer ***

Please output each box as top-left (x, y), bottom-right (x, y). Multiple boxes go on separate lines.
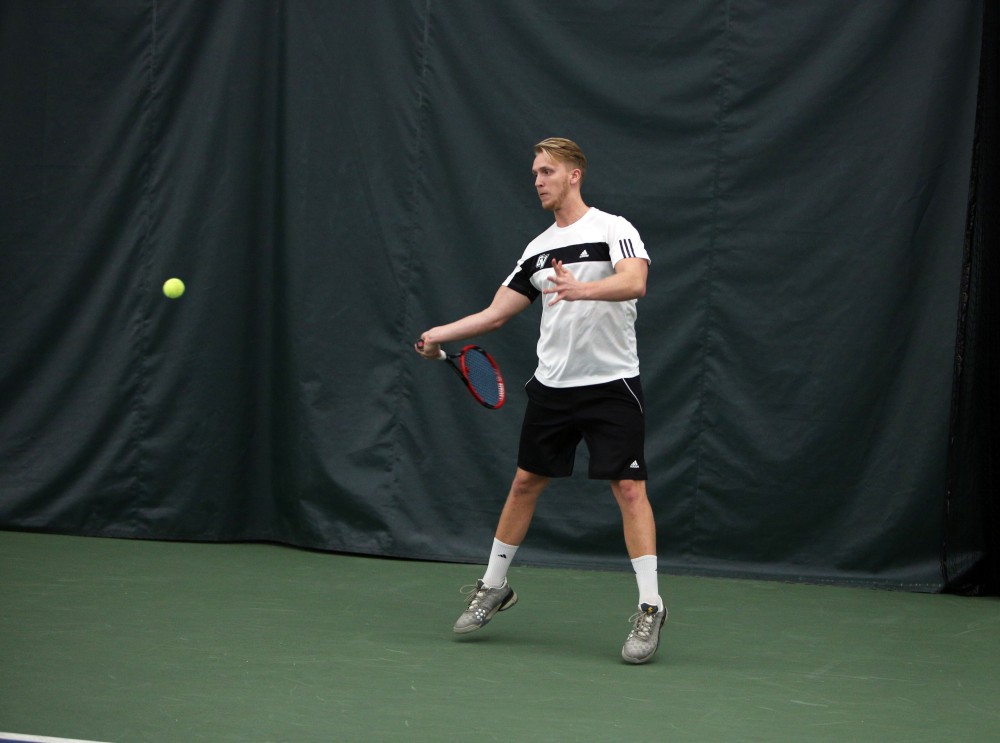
top-left (460, 584), bottom-right (489, 609)
top-left (627, 610), bottom-right (656, 640)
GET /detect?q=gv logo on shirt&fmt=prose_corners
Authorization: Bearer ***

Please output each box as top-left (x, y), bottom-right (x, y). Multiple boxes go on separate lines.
top-left (535, 253), bottom-right (550, 270)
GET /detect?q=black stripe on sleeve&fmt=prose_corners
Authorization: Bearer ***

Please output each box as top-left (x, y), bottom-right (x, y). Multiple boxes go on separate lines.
top-left (505, 261), bottom-right (541, 301)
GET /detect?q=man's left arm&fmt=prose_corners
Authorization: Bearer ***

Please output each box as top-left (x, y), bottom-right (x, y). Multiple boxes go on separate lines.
top-left (543, 257), bottom-right (648, 305)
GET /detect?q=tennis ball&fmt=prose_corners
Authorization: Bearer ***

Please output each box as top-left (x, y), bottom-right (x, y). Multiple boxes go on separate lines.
top-left (163, 277), bottom-right (185, 299)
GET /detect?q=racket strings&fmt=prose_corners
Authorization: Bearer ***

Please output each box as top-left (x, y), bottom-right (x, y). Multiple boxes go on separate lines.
top-left (462, 349), bottom-right (504, 407)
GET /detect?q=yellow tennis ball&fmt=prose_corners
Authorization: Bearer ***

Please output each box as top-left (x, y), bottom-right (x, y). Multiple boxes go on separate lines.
top-left (163, 277), bottom-right (185, 299)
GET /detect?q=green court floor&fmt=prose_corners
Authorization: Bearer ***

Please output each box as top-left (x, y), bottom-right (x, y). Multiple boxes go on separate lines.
top-left (1, 531), bottom-right (997, 742)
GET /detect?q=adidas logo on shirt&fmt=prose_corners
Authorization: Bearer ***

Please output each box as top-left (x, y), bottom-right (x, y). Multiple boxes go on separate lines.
top-left (579, 249), bottom-right (589, 258)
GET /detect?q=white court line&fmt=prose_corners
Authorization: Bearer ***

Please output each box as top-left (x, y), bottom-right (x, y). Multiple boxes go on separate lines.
top-left (0, 734), bottom-right (113, 743)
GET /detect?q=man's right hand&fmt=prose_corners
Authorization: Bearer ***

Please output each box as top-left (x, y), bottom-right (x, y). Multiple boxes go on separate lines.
top-left (415, 336), bottom-right (441, 359)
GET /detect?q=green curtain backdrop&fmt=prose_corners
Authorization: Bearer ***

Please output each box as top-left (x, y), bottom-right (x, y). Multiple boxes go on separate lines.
top-left (0, 1), bottom-right (984, 590)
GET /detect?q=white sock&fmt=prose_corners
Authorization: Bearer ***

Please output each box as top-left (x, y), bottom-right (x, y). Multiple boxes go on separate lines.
top-left (482, 538), bottom-right (519, 588)
top-left (631, 554), bottom-right (662, 610)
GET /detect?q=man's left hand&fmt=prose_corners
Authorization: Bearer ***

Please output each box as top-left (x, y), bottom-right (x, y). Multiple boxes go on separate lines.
top-left (543, 259), bottom-right (586, 305)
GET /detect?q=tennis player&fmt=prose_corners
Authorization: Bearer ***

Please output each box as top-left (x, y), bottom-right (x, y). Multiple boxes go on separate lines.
top-left (415, 137), bottom-right (665, 664)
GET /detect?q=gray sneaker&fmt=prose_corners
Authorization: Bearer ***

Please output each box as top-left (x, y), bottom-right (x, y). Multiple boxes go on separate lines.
top-left (453, 579), bottom-right (518, 634)
top-left (621, 602), bottom-right (667, 664)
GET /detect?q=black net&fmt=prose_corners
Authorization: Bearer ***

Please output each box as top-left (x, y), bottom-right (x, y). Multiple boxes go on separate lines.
top-left (943, 0), bottom-right (999, 595)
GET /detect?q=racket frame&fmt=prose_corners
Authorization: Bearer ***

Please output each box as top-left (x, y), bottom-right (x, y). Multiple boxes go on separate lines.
top-left (450, 344), bottom-right (506, 409)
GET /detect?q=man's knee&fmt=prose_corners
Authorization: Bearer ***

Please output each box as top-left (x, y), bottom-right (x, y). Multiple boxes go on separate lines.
top-left (510, 468), bottom-right (549, 500)
top-left (612, 479), bottom-right (648, 507)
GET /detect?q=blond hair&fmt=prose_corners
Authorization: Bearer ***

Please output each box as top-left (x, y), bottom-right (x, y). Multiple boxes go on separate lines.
top-left (533, 137), bottom-right (587, 179)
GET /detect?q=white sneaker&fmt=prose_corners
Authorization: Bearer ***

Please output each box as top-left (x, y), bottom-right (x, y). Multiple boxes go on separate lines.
top-left (621, 603), bottom-right (667, 664)
top-left (452, 579), bottom-right (518, 634)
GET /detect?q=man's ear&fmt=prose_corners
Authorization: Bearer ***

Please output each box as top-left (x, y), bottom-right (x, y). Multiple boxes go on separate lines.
top-left (570, 168), bottom-right (582, 184)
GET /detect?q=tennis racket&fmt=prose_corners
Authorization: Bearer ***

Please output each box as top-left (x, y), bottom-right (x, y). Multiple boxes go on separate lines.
top-left (417, 341), bottom-right (506, 409)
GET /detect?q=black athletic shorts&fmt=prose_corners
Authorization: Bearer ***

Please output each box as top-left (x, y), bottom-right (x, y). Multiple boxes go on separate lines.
top-left (517, 375), bottom-right (647, 480)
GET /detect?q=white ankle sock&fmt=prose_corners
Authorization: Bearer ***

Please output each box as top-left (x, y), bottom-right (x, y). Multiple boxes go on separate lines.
top-left (631, 554), bottom-right (662, 609)
top-left (482, 538), bottom-right (519, 588)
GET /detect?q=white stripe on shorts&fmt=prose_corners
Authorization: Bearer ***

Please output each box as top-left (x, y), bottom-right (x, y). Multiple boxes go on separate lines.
top-left (621, 378), bottom-right (643, 414)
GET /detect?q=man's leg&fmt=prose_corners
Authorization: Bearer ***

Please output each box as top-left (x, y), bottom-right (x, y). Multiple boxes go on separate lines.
top-left (611, 478), bottom-right (660, 608)
top-left (482, 467), bottom-right (549, 586)
top-left (612, 479), bottom-right (666, 664)
top-left (610, 479), bottom-right (656, 559)
top-left (496, 468), bottom-right (550, 544)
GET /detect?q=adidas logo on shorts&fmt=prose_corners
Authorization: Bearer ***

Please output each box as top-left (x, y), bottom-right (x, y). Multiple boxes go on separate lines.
top-left (630, 460), bottom-right (640, 469)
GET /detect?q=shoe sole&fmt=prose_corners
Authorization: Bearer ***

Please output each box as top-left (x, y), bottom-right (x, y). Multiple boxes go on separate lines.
top-left (621, 612), bottom-right (666, 664)
top-left (453, 590), bottom-right (518, 634)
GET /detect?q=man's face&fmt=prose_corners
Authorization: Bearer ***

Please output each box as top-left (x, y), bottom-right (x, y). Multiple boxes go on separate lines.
top-left (532, 151), bottom-right (575, 212)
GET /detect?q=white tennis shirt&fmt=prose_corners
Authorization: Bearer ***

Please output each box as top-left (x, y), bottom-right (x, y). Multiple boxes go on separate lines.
top-left (503, 207), bottom-right (650, 388)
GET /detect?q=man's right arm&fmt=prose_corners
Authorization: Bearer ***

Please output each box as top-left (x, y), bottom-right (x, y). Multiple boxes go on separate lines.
top-left (415, 286), bottom-right (531, 358)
